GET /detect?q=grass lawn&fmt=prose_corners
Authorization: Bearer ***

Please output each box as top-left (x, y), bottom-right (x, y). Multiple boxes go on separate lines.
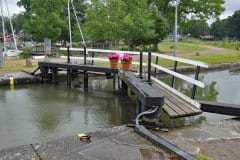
top-left (184, 49), bottom-right (240, 64)
top-left (158, 41), bottom-right (208, 54)
top-left (0, 58), bottom-right (38, 75)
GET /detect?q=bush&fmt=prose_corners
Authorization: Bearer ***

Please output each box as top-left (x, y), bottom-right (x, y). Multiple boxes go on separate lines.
top-left (20, 48), bottom-right (32, 59)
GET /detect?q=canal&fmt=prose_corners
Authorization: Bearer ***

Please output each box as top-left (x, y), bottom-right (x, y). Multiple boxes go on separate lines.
top-left (0, 68), bottom-right (240, 149)
top-left (0, 78), bottom-right (132, 150)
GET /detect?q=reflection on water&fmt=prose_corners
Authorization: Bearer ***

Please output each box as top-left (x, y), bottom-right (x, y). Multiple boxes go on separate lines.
top-left (158, 68), bottom-right (240, 123)
top-left (0, 78), bottom-right (131, 149)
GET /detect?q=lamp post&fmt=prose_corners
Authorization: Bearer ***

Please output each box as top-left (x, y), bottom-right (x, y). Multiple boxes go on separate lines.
top-left (170, 0), bottom-right (179, 57)
top-left (174, 0), bottom-right (179, 57)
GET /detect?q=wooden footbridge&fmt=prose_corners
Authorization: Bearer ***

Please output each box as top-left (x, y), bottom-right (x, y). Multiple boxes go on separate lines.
top-left (37, 47), bottom-right (210, 120)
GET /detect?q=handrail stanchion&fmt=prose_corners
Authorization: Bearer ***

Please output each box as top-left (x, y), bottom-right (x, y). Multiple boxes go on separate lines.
top-left (84, 46), bottom-right (87, 65)
top-left (191, 66), bottom-right (200, 99)
top-left (147, 52), bottom-right (152, 83)
top-left (91, 52), bottom-right (94, 65)
top-left (67, 46), bottom-right (70, 63)
top-left (154, 56), bottom-right (159, 77)
top-left (171, 61), bottom-right (178, 87)
top-left (139, 51), bottom-right (143, 79)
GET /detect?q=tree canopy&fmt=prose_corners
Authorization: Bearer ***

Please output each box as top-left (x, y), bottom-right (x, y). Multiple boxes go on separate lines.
top-left (16, 0), bottom-right (226, 46)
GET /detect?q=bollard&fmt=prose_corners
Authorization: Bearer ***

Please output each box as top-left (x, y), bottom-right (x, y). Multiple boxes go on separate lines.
top-left (9, 76), bottom-right (14, 86)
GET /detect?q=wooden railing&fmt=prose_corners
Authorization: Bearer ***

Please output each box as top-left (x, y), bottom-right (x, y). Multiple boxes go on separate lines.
top-left (60, 47), bottom-right (209, 100)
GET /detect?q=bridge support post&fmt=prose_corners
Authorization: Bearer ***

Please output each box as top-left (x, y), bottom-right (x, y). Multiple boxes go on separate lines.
top-left (113, 74), bottom-right (118, 92)
top-left (51, 67), bottom-right (58, 83)
top-left (40, 66), bottom-right (49, 82)
top-left (67, 68), bottom-right (71, 86)
top-left (83, 71), bottom-right (88, 90)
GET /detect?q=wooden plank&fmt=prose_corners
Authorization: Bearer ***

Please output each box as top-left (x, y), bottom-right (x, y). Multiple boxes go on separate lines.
top-left (153, 83), bottom-right (202, 118)
top-left (164, 99), bottom-right (187, 115)
top-left (162, 104), bottom-right (179, 118)
top-left (155, 84), bottom-right (201, 113)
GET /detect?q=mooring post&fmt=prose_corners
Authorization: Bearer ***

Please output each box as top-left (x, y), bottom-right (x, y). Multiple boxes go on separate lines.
top-left (154, 56), bottom-right (159, 77)
top-left (139, 51), bottom-right (143, 79)
top-left (147, 52), bottom-right (152, 83)
top-left (67, 46), bottom-right (70, 63)
top-left (84, 46), bottom-right (87, 65)
top-left (171, 61), bottom-right (178, 87)
top-left (191, 66), bottom-right (200, 99)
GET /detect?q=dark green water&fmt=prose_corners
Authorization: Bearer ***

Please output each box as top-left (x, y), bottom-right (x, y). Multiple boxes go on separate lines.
top-left (0, 78), bottom-right (131, 150)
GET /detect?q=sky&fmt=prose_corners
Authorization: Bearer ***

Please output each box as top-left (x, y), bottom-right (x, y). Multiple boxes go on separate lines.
top-left (4, 0), bottom-right (240, 19)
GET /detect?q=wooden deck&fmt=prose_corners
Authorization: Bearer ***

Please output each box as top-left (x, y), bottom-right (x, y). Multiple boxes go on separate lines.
top-left (153, 83), bottom-right (202, 118)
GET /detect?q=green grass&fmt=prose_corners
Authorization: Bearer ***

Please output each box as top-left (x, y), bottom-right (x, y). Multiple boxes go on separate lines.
top-left (159, 41), bottom-right (208, 54)
top-left (0, 58), bottom-right (38, 75)
top-left (184, 49), bottom-right (240, 64)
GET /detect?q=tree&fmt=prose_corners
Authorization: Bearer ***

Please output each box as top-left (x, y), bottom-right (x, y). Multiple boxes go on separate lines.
top-left (83, 0), bottom-right (156, 49)
top-left (17, 0), bottom-right (68, 41)
top-left (227, 10), bottom-right (240, 40)
top-left (182, 19), bottom-right (210, 38)
top-left (210, 19), bottom-right (227, 40)
top-left (148, 0), bottom-right (224, 25)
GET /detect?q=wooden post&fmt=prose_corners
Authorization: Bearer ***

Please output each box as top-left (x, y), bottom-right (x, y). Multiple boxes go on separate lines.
top-left (51, 67), bottom-right (58, 83)
top-left (113, 74), bottom-right (117, 92)
top-left (91, 52), bottom-right (94, 65)
top-left (83, 71), bottom-right (88, 90)
top-left (84, 46), bottom-right (87, 65)
top-left (139, 51), bottom-right (143, 79)
top-left (147, 52), bottom-right (152, 83)
top-left (171, 61), bottom-right (178, 87)
top-left (67, 68), bottom-right (71, 86)
top-left (191, 66), bottom-right (200, 99)
top-left (67, 46), bottom-right (70, 63)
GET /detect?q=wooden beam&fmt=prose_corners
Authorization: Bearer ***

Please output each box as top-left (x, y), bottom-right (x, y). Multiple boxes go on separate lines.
top-left (199, 100), bottom-right (240, 116)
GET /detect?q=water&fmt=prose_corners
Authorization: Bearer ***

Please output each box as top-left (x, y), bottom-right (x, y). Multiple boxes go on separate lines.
top-left (1, 68), bottom-right (240, 149)
top-left (159, 67), bottom-right (240, 122)
top-left (0, 78), bottom-right (131, 150)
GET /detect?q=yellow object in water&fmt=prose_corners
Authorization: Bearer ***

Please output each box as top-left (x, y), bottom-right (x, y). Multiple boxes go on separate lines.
top-left (9, 76), bottom-right (14, 86)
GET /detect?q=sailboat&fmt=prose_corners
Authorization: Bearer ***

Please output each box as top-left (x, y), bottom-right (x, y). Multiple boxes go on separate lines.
top-left (0, 0), bottom-right (22, 57)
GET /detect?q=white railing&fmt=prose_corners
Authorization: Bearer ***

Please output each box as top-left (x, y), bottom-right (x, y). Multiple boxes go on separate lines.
top-left (60, 47), bottom-right (209, 89)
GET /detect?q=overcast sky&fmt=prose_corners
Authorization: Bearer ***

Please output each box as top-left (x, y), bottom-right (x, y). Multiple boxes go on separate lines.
top-left (5, 0), bottom-right (240, 19)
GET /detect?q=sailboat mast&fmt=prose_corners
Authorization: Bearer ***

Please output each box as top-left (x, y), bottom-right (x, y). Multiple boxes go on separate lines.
top-left (0, 0), bottom-right (6, 52)
top-left (4, 0), bottom-right (18, 50)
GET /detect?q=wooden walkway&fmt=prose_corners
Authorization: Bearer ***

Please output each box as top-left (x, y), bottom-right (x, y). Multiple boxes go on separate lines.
top-left (153, 83), bottom-right (202, 118)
